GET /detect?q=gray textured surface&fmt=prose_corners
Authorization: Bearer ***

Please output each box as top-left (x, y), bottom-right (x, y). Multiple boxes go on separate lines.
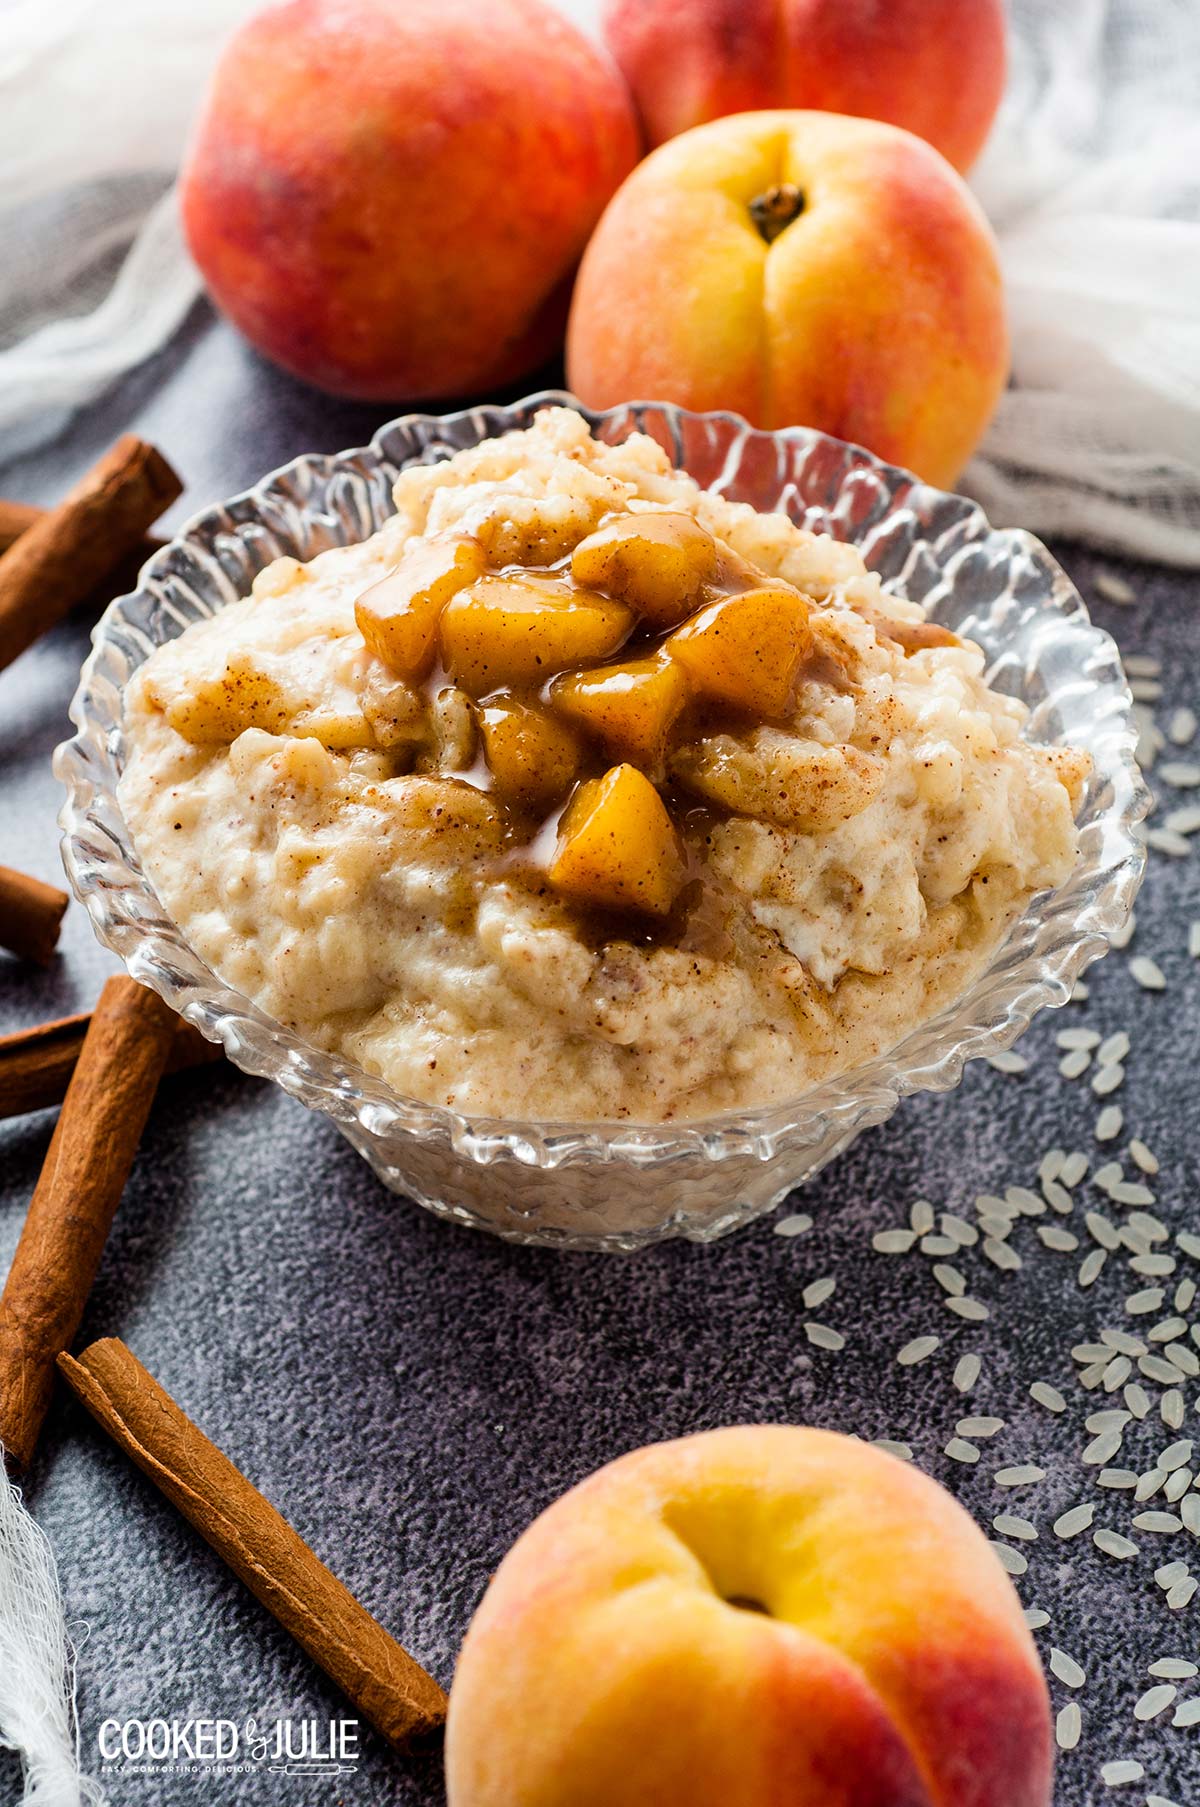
top-left (2, 312), bottom-right (1199, 1806)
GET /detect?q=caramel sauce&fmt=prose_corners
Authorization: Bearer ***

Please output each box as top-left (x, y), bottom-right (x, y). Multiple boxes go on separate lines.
top-left (359, 510), bottom-right (935, 937)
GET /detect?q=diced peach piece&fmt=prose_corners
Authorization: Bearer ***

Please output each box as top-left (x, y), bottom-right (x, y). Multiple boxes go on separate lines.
top-left (478, 693), bottom-right (582, 811)
top-left (551, 653), bottom-right (691, 773)
top-left (668, 585), bottom-right (812, 718)
top-left (549, 763), bottom-right (686, 918)
top-left (355, 535), bottom-right (486, 681)
top-left (160, 651), bottom-right (292, 745)
top-left (570, 511), bottom-right (719, 629)
top-left (441, 576), bottom-right (633, 695)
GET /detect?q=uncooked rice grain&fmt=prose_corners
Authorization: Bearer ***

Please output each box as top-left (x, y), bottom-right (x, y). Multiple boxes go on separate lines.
top-left (1160, 760), bottom-right (1200, 786)
top-left (990, 1541), bottom-right (1027, 1575)
top-left (1055, 1703), bottom-right (1081, 1751)
top-left (1133, 1684), bottom-right (1177, 1721)
top-left (1031, 1382), bottom-right (1066, 1413)
top-left (1129, 1138), bottom-right (1159, 1174)
top-left (993, 1514), bottom-right (1037, 1541)
top-left (873, 1228), bottom-right (917, 1254)
top-left (1145, 827), bottom-right (1192, 856)
top-left (945, 1438), bottom-right (980, 1464)
top-left (941, 1212), bottom-right (979, 1246)
top-left (1084, 1431), bottom-right (1124, 1466)
top-left (1078, 1250), bottom-right (1107, 1287)
top-left (1095, 1105), bottom-right (1124, 1138)
top-left (985, 1238), bottom-right (1022, 1272)
top-left (1096, 570), bottom-right (1136, 604)
top-left (1093, 1528), bottom-right (1140, 1559)
top-left (898, 1335), bottom-right (939, 1366)
top-left (996, 1465), bottom-right (1045, 1487)
top-left (1086, 1410), bottom-right (1131, 1432)
top-left (946, 1296), bottom-right (990, 1322)
top-left (1132, 1512), bottom-right (1184, 1533)
top-left (1038, 1226), bottom-right (1079, 1252)
top-left (1130, 956), bottom-right (1167, 990)
top-left (1100, 1759), bottom-right (1144, 1785)
top-left (1049, 1648), bottom-right (1086, 1688)
top-left (804, 1323), bottom-right (845, 1351)
top-left (953, 1354), bottom-right (981, 1392)
top-left (1162, 1391), bottom-right (1186, 1430)
top-left (910, 1199), bottom-right (935, 1234)
top-left (1124, 1383), bottom-right (1152, 1418)
top-left (1053, 1503), bottom-right (1095, 1538)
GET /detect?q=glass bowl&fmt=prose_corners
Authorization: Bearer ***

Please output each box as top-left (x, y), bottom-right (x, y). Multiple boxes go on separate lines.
top-left (55, 394), bottom-right (1147, 1251)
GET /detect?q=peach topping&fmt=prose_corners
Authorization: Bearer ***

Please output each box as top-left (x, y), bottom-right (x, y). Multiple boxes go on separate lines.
top-left (353, 509), bottom-right (832, 919)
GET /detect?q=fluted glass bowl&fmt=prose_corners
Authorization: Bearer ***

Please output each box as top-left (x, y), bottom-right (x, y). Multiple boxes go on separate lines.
top-left (56, 394), bottom-right (1147, 1251)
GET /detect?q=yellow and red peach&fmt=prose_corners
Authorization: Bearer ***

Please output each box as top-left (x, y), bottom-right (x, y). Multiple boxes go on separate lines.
top-left (566, 111), bottom-right (1009, 489)
top-left (181, 0), bottom-right (640, 400)
top-left (446, 1425), bottom-right (1052, 1807)
top-left (603, 0), bottom-right (1007, 174)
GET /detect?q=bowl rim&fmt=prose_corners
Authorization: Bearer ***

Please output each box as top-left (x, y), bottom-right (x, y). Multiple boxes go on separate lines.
top-left (55, 390), bottom-right (1149, 1172)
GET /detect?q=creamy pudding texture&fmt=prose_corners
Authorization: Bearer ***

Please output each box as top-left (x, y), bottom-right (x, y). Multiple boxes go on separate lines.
top-left (119, 409), bottom-right (1089, 1122)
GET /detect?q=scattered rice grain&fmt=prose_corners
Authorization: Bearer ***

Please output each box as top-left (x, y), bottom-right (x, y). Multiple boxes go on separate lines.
top-left (1053, 1503), bottom-right (1095, 1538)
top-left (996, 1465), bottom-right (1045, 1488)
top-left (1095, 1104), bottom-right (1124, 1138)
top-left (1134, 1684), bottom-right (1177, 1721)
top-left (1129, 955), bottom-right (1167, 991)
top-left (1093, 1528), bottom-right (1140, 1559)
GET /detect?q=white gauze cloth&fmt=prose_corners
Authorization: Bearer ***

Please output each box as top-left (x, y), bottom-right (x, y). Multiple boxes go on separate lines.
top-left (0, 0), bottom-right (1196, 537)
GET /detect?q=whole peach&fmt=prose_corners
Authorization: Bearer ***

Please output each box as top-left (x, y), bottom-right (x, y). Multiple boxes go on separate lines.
top-left (566, 111), bottom-right (1008, 489)
top-left (604, 0), bottom-right (1007, 173)
top-left (181, 0), bottom-right (640, 400)
top-left (446, 1426), bottom-right (1052, 1807)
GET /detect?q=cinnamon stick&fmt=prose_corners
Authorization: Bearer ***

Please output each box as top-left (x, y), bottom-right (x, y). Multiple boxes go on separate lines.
top-left (0, 498), bottom-right (43, 552)
top-left (0, 496), bottom-right (164, 575)
top-left (0, 976), bottom-right (177, 1470)
top-left (59, 1338), bottom-right (448, 1748)
top-left (0, 1008), bottom-right (220, 1122)
top-left (0, 864), bottom-right (69, 964)
top-left (0, 437), bottom-right (181, 672)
